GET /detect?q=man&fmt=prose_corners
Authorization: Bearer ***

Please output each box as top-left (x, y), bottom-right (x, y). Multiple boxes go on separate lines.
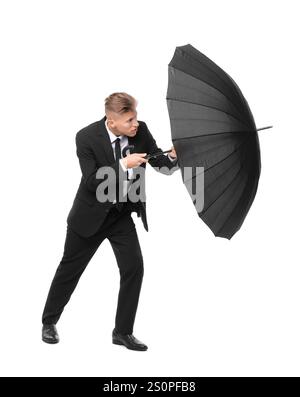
top-left (41, 92), bottom-right (178, 351)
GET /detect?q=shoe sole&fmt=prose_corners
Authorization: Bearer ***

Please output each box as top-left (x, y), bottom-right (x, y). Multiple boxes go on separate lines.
top-left (42, 337), bottom-right (59, 344)
top-left (112, 339), bottom-right (147, 351)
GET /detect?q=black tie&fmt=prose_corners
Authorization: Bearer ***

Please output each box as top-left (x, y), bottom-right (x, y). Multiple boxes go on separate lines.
top-left (114, 137), bottom-right (121, 162)
top-left (114, 137), bottom-right (123, 211)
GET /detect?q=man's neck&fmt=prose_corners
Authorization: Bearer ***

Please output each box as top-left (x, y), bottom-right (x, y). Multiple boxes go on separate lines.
top-left (106, 120), bottom-right (122, 137)
top-left (111, 129), bottom-right (121, 137)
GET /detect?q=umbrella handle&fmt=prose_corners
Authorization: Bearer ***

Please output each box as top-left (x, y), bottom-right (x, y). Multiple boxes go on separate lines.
top-left (122, 144), bottom-right (135, 158)
top-left (144, 149), bottom-right (172, 160)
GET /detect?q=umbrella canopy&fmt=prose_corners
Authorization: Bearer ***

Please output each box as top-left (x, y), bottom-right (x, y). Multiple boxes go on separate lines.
top-left (166, 44), bottom-right (271, 239)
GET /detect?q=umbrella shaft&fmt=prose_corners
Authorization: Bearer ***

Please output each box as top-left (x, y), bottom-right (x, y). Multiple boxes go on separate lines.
top-left (145, 149), bottom-right (172, 160)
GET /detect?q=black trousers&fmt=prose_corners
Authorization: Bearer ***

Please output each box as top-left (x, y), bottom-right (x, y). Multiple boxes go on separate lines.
top-left (42, 204), bottom-right (144, 335)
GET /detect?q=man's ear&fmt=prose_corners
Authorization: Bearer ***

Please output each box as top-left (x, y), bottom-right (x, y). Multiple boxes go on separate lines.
top-left (107, 118), bottom-right (114, 128)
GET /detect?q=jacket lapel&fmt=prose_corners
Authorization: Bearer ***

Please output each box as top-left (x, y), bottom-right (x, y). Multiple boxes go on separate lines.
top-left (97, 116), bottom-right (116, 163)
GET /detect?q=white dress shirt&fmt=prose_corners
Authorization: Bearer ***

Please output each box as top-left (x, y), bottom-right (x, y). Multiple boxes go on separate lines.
top-left (105, 120), bottom-right (134, 202)
top-left (104, 120), bottom-right (177, 202)
top-left (105, 120), bottom-right (134, 178)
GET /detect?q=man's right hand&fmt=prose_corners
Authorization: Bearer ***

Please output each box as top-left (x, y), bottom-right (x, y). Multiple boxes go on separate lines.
top-left (121, 153), bottom-right (148, 169)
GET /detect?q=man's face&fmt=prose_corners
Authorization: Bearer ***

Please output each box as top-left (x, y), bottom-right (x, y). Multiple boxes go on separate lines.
top-left (107, 110), bottom-right (139, 137)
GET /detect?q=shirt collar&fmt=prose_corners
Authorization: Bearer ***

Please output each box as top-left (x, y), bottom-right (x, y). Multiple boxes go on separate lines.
top-left (105, 119), bottom-right (124, 144)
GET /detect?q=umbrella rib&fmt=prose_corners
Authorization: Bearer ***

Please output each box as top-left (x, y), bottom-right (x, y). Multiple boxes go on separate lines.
top-left (168, 70), bottom-right (233, 105)
top-left (172, 130), bottom-right (251, 141)
top-left (184, 137), bottom-right (244, 178)
top-left (166, 97), bottom-right (249, 127)
top-left (170, 119), bottom-right (246, 127)
top-left (185, 147), bottom-right (239, 189)
top-left (200, 158), bottom-right (245, 216)
top-left (169, 65), bottom-right (249, 123)
top-left (175, 48), bottom-right (248, 114)
top-left (214, 173), bottom-right (251, 237)
top-left (179, 46), bottom-right (239, 94)
top-left (199, 151), bottom-right (242, 191)
top-left (168, 66), bottom-right (246, 119)
top-left (185, 134), bottom-right (252, 182)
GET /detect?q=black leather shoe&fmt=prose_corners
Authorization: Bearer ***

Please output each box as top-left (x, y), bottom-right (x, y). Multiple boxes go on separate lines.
top-left (112, 329), bottom-right (148, 351)
top-left (42, 324), bottom-right (59, 344)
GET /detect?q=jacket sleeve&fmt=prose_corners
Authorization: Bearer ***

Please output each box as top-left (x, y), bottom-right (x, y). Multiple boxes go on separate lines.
top-left (144, 123), bottom-right (179, 175)
top-left (76, 132), bottom-right (125, 193)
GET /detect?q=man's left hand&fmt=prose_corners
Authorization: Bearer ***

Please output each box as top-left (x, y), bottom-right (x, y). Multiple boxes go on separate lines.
top-left (169, 146), bottom-right (177, 159)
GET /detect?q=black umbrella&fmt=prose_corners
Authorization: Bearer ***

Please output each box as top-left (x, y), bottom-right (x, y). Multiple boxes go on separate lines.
top-left (166, 44), bottom-right (272, 239)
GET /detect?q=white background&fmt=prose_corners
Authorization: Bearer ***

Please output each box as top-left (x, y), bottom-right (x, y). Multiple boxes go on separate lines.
top-left (0, 0), bottom-right (299, 377)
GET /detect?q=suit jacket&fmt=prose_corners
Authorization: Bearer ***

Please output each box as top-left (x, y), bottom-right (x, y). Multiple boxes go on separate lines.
top-left (67, 115), bottom-right (178, 237)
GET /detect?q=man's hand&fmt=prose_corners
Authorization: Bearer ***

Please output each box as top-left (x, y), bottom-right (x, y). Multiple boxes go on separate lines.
top-left (122, 153), bottom-right (149, 169)
top-left (168, 146), bottom-right (177, 159)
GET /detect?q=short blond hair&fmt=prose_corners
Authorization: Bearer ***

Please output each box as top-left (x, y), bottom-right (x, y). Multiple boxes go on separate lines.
top-left (104, 92), bottom-right (137, 115)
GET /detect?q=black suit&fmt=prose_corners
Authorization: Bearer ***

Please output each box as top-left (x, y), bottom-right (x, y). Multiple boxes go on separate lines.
top-left (42, 116), bottom-right (178, 334)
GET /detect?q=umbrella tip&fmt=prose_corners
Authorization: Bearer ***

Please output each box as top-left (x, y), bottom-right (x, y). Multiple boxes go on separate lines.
top-left (256, 126), bottom-right (273, 132)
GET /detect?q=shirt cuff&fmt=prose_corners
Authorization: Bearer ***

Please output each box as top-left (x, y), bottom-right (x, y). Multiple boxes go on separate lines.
top-left (168, 154), bottom-right (177, 162)
top-left (127, 168), bottom-right (134, 179)
top-left (119, 158), bottom-right (127, 172)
